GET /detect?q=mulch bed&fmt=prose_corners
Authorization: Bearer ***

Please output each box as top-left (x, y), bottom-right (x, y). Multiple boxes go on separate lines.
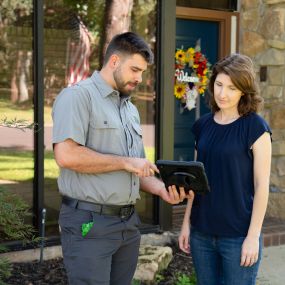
top-left (156, 243), bottom-right (194, 285)
top-left (4, 243), bottom-right (194, 285)
top-left (4, 258), bottom-right (67, 285)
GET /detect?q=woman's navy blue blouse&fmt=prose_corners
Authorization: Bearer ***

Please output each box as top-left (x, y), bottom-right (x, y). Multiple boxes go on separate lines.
top-left (191, 112), bottom-right (271, 237)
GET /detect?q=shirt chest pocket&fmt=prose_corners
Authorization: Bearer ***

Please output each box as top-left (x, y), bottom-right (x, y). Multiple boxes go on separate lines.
top-left (128, 122), bottom-right (144, 158)
top-left (87, 119), bottom-right (120, 153)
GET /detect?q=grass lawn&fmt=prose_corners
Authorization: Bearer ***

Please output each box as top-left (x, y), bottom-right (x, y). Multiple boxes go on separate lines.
top-left (0, 147), bottom-right (155, 182)
top-left (0, 149), bottom-right (58, 182)
top-left (0, 98), bottom-right (53, 124)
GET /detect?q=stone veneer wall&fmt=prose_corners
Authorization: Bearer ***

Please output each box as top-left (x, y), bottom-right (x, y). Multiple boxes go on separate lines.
top-left (240, 0), bottom-right (285, 219)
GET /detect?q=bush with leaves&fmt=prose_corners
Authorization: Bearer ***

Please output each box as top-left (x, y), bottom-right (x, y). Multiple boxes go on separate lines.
top-left (0, 244), bottom-right (11, 285)
top-left (175, 272), bottom-right (197, 285)
top-left (0, 187), bottom-right (36, 284)
top-left (0, 187), bottom-right (35, 242)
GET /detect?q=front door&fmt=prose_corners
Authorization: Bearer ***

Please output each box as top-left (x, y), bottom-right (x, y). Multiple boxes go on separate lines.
top-left (174, 7), bottom-right (238, 162)
top-left (174, 18), bottom-right (219, 161)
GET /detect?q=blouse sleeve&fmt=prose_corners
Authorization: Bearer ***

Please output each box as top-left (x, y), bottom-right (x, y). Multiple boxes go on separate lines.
top-left (247, 113), bottom-right (272, 149)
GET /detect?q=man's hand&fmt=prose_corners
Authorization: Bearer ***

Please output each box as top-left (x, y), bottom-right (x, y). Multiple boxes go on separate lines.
top-left (159, 186), bottom-right (190, 204)
top-left (124, 157), bottom-right (159, 177)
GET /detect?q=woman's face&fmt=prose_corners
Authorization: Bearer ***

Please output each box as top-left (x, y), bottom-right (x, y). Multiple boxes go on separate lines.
top-left (214, 73), bottom-right (243, 112)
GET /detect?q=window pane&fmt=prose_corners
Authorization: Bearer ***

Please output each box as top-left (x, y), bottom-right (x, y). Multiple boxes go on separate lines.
top-left (131, 0), bottom-right (157, 225)
top-left (44, 0), bottom-right (158, 236)
top-left (0, 1), bottom-right (34, 241)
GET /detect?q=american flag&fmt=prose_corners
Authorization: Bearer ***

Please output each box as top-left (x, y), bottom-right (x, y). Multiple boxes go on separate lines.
top-left (66, 17), bottom-right (91, 86)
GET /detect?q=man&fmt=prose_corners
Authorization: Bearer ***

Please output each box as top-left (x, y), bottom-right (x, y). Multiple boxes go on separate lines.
top-left (52, 32), bottom-right (187, 285)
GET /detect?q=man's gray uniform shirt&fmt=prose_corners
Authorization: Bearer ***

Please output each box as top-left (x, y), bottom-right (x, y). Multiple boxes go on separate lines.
top-left (52, 71), bottom-right (145, 205)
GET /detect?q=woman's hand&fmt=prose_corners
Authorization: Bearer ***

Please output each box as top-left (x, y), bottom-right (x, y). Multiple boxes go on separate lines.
top-left (179, 221), bottom-right (190, 254)
top-left (240, 235), bottom-right (259, 267)
top-left (188, 190), bottom-right (195, 201)
top-left (178, 191), bottom-right (195, 254)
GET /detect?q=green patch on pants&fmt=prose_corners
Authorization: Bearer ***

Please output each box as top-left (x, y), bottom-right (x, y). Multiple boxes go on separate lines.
top-left (81, 222), bottom-right (94, 237)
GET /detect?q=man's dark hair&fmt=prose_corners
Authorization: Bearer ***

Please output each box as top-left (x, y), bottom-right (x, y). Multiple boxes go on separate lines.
top-left (103, 32), bottom-right (154, 65)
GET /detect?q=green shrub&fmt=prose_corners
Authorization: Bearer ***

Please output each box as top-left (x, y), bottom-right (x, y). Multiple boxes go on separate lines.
top-left (0, 187), bottom-right (36, 284)
top-left (0, 256), bottom-right (11, 285)
top-left (175, 271), bottom-right (197, 285)
top-left (0, 188), bottom-right (35, 242)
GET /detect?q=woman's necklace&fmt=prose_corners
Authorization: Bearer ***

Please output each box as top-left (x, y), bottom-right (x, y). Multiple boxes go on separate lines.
top-left (215, 111), bottom-right (240, 124)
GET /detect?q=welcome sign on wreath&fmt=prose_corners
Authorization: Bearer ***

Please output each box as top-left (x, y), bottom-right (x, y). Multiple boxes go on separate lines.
top-left (174, 40), bottom-right (211, 111)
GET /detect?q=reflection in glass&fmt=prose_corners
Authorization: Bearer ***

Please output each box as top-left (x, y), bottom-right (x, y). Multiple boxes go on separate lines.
top-left (131, 0), bottom-right (157, 225)
top-left (43, 0), bottom-right (158, 235)
top-left (0, 1), bottom-right (34, 241)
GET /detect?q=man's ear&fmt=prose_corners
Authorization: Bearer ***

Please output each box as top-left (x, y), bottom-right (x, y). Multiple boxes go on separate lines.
top-left (109, 54), bottom-right (120, 69)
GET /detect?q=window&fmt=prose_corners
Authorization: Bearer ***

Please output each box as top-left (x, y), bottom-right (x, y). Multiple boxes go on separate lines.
top-left (0, 1), bottom-right (34, 241)
top-left (43, 0), bottom-right (158, 236)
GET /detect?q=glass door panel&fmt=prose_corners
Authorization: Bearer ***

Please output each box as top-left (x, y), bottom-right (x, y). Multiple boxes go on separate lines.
top-left (0, 1), bottom-right (34, 241)
top-left (43, 0), bottom-right (158, 236)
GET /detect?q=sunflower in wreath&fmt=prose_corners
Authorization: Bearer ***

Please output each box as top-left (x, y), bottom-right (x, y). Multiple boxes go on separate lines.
top-left (174, 40), bottom-right (211, 110)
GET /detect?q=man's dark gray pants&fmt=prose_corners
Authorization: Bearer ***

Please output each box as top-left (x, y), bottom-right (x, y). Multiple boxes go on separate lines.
top-left (59, 203), bottom-right (141, 285)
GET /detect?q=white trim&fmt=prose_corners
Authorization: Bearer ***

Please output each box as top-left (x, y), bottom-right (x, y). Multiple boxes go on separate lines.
top-left (231, 15), bottom-right (237, 54)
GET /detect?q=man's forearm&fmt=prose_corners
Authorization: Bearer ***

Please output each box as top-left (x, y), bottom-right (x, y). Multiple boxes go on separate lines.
top-left (54, 139), bottom-right (127, 174)
top-left (139, 176), bottom-right (165, 197)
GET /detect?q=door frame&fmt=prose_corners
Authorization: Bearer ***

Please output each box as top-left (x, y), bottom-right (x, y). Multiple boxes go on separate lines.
top-left (176, 7), bottom-right (239, 59)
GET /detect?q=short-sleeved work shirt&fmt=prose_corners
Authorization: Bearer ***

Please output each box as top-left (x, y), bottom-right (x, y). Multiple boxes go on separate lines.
top-left (52, 71), bottom-right (145, 205)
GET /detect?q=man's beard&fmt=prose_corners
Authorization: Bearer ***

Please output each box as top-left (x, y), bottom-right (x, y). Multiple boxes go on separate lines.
top-left (113, 67), bottom-right (137, 95)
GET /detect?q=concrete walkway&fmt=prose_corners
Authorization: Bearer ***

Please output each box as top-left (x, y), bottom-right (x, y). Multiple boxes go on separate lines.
top-left (257, 245), bottom-right (285, 285)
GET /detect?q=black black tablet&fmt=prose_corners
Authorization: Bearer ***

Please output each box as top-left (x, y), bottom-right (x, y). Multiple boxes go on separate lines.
top-left (156, 160), bottom-right (210, 195)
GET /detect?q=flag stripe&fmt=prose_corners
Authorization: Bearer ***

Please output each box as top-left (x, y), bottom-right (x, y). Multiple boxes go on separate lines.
top-left (66, 18), bottom-right (91, 86)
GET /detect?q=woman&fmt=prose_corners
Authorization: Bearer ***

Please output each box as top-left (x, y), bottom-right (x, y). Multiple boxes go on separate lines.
top-left (179, 53), bottom-right (272, 285)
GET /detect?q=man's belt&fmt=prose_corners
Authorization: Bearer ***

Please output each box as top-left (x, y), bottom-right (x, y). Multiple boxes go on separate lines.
top-left (62, 196), bottom-right (135, 220)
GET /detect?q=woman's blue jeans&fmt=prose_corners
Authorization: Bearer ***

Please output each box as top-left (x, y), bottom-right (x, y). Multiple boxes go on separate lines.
top-left (190, 228), bottom-right (262, 285)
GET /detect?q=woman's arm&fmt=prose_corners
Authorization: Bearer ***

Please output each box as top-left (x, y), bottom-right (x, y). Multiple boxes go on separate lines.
top-left (178, 191), bottom-right (195, 253)
top-left (241, 132), bottom-right (272, 267)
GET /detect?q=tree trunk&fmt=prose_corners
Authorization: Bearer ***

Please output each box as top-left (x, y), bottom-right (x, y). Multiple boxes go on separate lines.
top-left (99, 0), bottom-right (134, 67)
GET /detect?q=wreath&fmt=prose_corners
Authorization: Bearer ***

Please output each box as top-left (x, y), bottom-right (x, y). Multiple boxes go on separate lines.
top-left (174, 40), bottom-right (211, 110)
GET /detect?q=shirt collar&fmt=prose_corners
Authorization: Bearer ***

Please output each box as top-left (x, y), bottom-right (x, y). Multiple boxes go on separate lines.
top-left (91, 70), bottom-right (118, 98)
top-left (91, 71), bottom-right (130, 101)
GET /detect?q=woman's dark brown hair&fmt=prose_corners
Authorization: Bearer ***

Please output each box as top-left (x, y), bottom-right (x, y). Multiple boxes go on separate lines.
top-left (208, 53), bottom-right (263, 115)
